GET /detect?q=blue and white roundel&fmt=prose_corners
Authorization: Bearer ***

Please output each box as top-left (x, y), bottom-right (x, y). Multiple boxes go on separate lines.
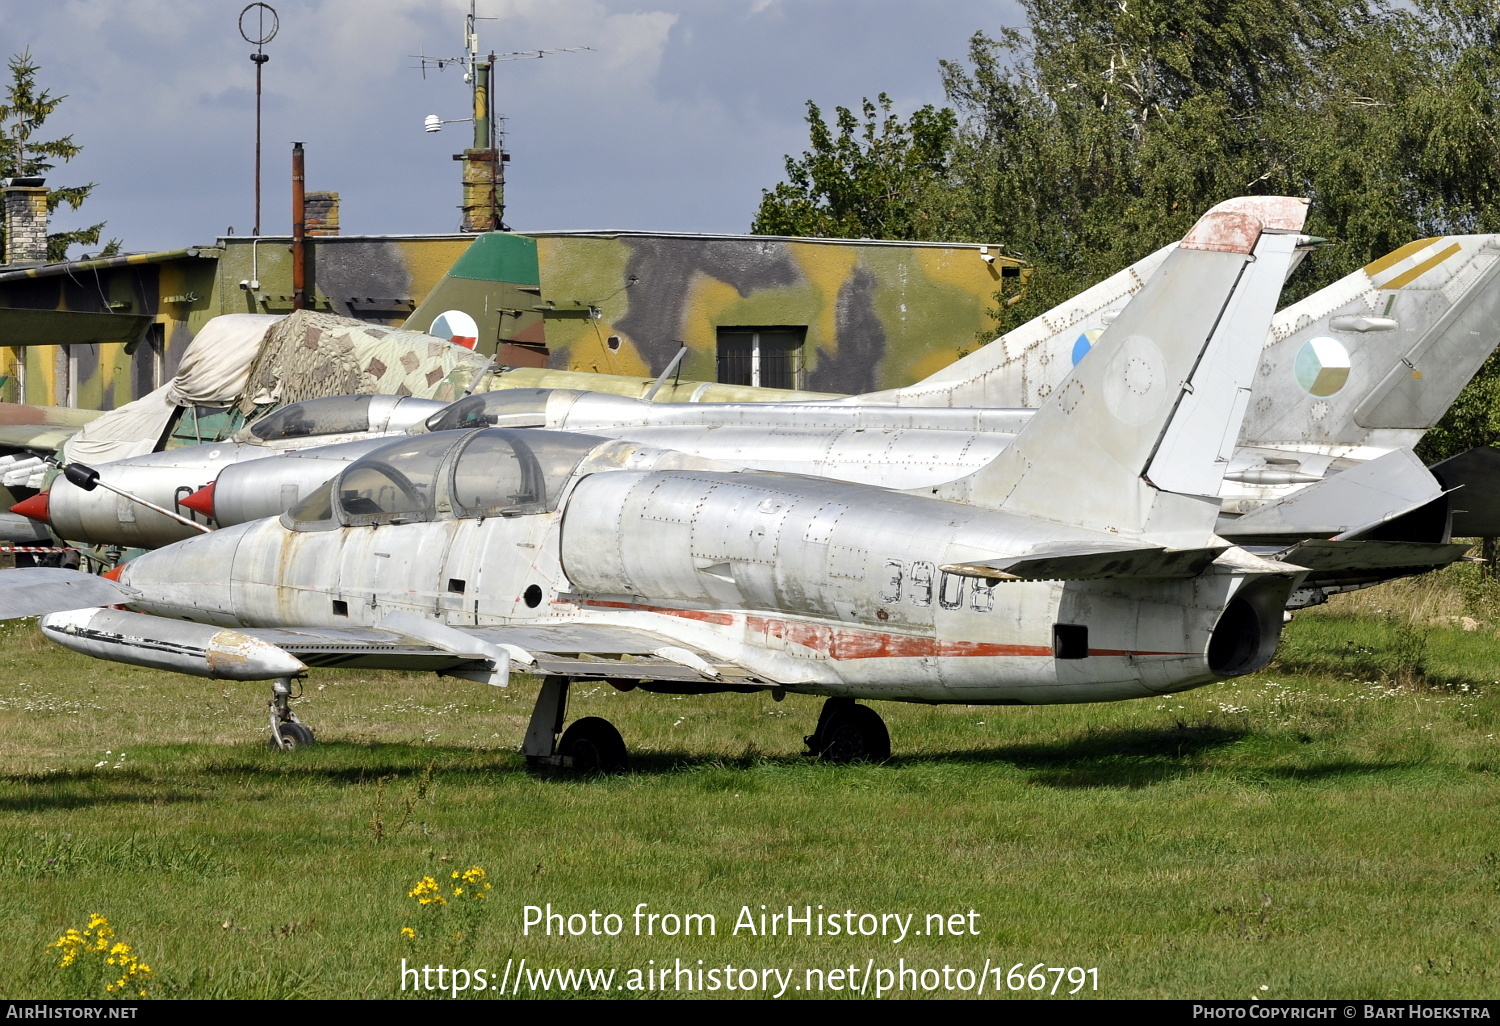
top-left (1071, 328), bottom-right (1104, 366)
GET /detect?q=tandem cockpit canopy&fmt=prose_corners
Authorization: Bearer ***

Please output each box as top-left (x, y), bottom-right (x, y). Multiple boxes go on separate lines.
top-left (421, 388), bottom-right (578, 432)
top-left (245, 394), bottom-right (447, 443)
top-left (282, 428), bottom-right (607, 530)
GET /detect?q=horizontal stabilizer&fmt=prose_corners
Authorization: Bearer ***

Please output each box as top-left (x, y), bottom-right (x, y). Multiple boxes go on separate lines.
top-left (1220, 449), bottom-right (1446, 544)
top-left (1430, 446), bottom-right (1500, 537)
top-left (1210, 547), bottom-right (1309, 574)
top-left (941, 543), bottom-right (1227, 581)
top-left (0, 567), bottom-right (135, 619)
top-left (1277, 539), bottom-right (1471, 574)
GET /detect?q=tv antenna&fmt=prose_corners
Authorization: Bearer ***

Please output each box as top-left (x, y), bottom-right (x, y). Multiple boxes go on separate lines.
top-left (411, 0), bottom-right (590, 230)
top-left (239, 2), bottom-right (279, 236)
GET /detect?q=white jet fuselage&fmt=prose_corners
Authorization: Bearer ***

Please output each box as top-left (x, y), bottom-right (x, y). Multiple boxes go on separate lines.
top-left (114, 445), bottom-right (1287, 706)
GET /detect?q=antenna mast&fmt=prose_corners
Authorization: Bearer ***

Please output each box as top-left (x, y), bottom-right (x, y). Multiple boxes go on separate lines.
top-left (414, 2), bottom-right (590, 232)
top-left (240, 3), bottom-right (279, 236)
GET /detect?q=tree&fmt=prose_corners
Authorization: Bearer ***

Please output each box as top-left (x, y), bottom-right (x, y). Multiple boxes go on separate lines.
top-left (755, 1), bottom-right (1500, 423)
top-left (0, 48), bottom-right (116, 261)
top-left (752, 94), bottom-right (957, 240)
top-left (932, 0), bottom-right (1419, 323)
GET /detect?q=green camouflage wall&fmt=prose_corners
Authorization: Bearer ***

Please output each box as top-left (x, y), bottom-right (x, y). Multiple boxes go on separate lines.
top-left (0, 232), bottom-right (1019, 411)
top-left (212, 236), bottom-right (473, 325)
top-left (531, 233), bottom-right (1018, 393)
top-left (0, 250), bottom-right (218, 410)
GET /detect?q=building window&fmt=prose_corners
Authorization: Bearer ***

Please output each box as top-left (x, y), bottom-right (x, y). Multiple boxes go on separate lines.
top-left (5, 347), bottom-right (22, 404)
top-left (130, 324), bottom-right (164, 399)
top-left (716, 328), bottom-right (805, 389)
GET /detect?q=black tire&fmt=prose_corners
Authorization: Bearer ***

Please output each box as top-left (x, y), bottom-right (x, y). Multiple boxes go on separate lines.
top-left (558, 716), bottom-right (628, 773)
top-left (268, 721), bottom-right (316, 751)
top-left (815, 703), bottom-right (890, 763)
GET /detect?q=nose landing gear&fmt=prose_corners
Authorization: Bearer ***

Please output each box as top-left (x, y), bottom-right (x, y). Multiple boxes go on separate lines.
top-left (804, 698), bottom-right (890, 763)
top-left (267, 676), bottom-right (315, 751)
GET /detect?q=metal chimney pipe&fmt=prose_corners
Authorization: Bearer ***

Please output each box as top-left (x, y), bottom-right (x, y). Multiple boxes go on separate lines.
top-left (291, 141), bottom-right (306, 311)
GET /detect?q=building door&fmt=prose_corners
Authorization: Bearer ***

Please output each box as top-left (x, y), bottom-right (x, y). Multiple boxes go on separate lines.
top-left (716, 328), bottom-right (805, 389)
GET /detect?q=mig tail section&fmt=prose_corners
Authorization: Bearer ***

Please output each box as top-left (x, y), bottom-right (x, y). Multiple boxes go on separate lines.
top-left (853, 225), bottom-right (1316, 411)
top-left (1242, 234), bottom-right (1500, 455)
top-left (851, 243), bottom-right (1177, 409)
top-left (935, 197), bottom-right (1310, 548)
top-left (402, 232), bottom-right (548, 359)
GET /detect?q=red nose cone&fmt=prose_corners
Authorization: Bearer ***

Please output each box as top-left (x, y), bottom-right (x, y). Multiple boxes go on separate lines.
top-left (9, 491), bottom-right (50, 525)
top-left (179, 482), bottom-right (216, 519)
top-left (102, 563), bottom-right (125, 582)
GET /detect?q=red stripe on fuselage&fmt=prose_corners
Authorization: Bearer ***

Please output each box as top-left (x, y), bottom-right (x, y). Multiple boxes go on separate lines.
top-left (582, 599), bottom-right (736, 626)
top-left (580, 599), bottom-right (1192, 661)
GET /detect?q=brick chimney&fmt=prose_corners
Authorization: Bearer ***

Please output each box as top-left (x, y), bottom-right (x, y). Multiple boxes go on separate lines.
top-left (2, 178), bottom-right (48, 265)
top-left (304, 191), bottom-right (340, 237)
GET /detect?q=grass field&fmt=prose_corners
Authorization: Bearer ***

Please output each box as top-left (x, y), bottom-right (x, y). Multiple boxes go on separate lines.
top-left (3, 570), bottom-right (1500, 999)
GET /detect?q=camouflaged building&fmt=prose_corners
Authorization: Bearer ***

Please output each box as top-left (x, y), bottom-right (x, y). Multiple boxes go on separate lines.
top-left (0, 182), bottom-right (1023, 413)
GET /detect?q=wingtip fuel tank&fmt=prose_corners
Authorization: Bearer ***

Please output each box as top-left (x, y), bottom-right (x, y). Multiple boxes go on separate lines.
top-left (39, 607), bottom-right (306, 681)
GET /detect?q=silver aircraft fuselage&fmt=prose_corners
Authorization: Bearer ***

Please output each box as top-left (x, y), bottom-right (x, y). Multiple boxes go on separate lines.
top-left (103, 430), bottom-right (1290, 705)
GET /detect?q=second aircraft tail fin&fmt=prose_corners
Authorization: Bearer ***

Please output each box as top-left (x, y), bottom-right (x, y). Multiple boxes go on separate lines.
top-left (933, 197), bottom-right (1310, 549)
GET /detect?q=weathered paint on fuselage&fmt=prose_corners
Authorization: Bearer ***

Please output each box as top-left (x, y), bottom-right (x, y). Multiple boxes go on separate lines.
top-left (116, 463), bottom-right (1281, 706)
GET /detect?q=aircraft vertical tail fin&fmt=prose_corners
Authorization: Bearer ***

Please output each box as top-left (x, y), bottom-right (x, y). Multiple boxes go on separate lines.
top-left (856, 237), bottom-right (1319, 410)
top-left (849, 244), bottom-right (1177, 408)
top-left (934, 197), bottom-right (1310, 548)
top-left (402, 232), bottom-right (548, 360)
top-left (1243, 234), bottom-right (1500, 451)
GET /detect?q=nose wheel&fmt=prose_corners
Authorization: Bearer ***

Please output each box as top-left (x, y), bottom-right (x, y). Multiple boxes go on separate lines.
top-left (267, 676), bottom-right (315, 751)
top-left (524, 676), bottom-right (628, 773)
top-left (805, 698), bottom-right (890, 763)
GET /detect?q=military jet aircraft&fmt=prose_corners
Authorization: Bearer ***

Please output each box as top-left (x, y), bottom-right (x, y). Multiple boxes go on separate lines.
top-left (23, 238), bottom-right (1478, 615)
top-left (20, 226), bottom-right (1500, 587)
top-left (1, 197), bottom-right (1316, 767)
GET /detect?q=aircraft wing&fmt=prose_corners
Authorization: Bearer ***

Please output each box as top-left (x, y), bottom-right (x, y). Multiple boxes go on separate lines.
top-left (240, 618), bottom-right (759, 686)
top-left (0, 568), bottom-right (137, 619)
top-left (0, 402), bottom-right (102, 455)
top-left (1272, 539), bottom-right (1473, 593)
top-left (1219, 449), bottom-right (1447, 545)
top-left (0, 424), bottom-right (81, 453)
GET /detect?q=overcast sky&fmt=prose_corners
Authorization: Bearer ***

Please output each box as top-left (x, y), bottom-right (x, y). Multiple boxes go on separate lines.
top-left (2, 0), bottom-right (1023, 255)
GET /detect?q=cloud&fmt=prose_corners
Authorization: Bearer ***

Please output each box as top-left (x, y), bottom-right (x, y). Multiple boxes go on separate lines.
top-left (1, 0), bottom-right (1022, 251)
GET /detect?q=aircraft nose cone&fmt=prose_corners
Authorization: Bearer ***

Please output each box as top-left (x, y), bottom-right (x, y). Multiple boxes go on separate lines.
top-left (10, 491), bottom-right (50, 525)
top-left (179, 482), bottom-right (216, 519)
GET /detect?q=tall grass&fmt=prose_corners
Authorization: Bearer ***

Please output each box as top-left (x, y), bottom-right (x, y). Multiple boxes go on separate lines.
top-left (1, 578), bottom-right (1499, 999)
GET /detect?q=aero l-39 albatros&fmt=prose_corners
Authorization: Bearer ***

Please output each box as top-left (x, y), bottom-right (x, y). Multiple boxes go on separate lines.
top-left (1, 197), bottom-right (1316, 766)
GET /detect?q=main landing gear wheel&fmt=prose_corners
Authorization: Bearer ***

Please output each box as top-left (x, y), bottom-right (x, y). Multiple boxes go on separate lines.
top-left (557, 716), bottom-right (629, 774)
top-left (523, 676), bottom-right (631, 773)
top-left (806, 698), bottom-right (890, 763)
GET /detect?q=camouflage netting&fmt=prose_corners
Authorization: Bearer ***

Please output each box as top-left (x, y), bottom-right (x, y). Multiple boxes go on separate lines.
top-left (239, 310), bottom-right (492, 415)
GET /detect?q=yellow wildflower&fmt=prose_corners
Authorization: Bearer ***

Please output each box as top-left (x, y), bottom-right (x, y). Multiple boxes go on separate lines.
top-left (50, 914), bottom-right (152, 996)
top-left (400, 927), bottom-right (416, 939)
top-left (408, 876), bottom-right (448, 906)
